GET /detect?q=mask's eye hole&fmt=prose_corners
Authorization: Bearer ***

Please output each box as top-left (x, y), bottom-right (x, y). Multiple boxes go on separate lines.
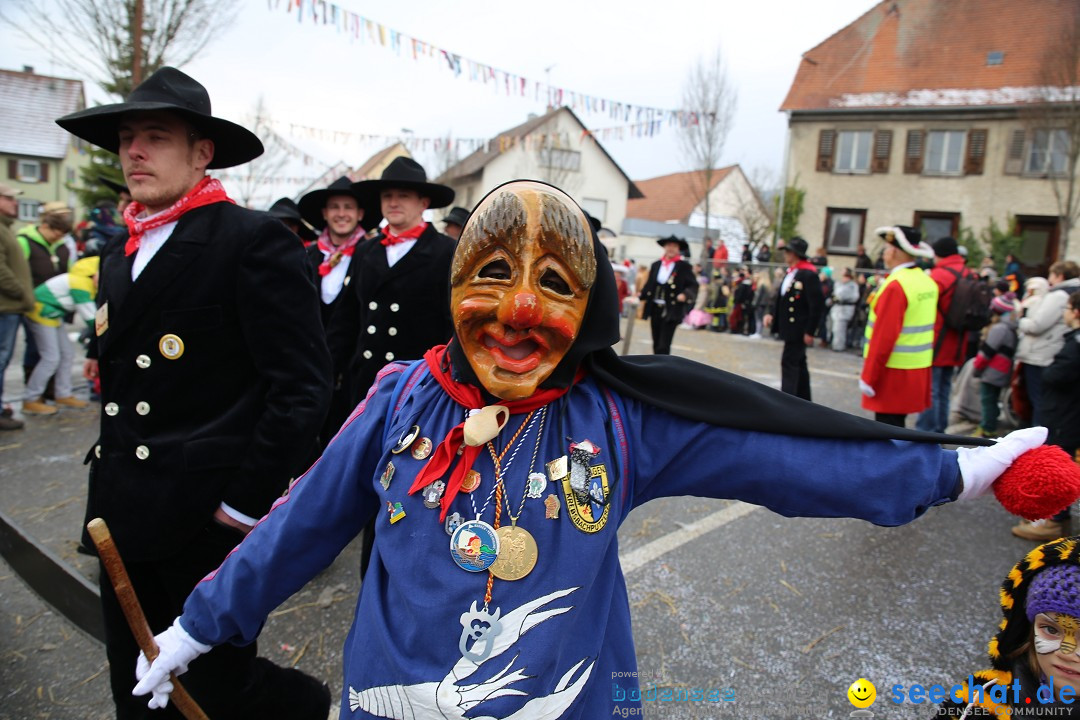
top-left (540, 268), bottom-right (572, 296)
top-left (478, 259), bottom-right (511, 280)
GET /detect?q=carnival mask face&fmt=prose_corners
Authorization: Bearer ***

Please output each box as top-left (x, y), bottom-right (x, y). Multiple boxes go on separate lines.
top-left (1033, 612), bottom-right (1080, 683)
top-left (451, 181), bottom-right (596, 401)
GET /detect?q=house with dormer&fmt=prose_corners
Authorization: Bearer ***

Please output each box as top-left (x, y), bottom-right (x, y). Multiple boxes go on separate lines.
top-left (780, 0), bottom-right (1078, 274)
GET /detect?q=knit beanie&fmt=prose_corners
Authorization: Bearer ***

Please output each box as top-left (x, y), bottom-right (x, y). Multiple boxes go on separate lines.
top-left (933, 236), bottom-right (959, 258)
top-left (1026, 564), bottom-right (1080, 621)
top-left (991, 293), bottom-right (1016, 314)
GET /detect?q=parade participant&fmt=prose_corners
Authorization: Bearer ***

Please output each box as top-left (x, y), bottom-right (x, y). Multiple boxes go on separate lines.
top-left (916, 236), bottom-right (978, 434)
top-left (860, 226), bottom-right (938, 427)
top-left (267, 196), bottom-right (316, 244)
top-left (442, 205), bottom-right (470, 241)
top-left (327, 156), bottom-right (456, 407)
top-left (639, 235), bottom-right (697, 354)
top-left (21, 256), bottom-right (99, 415)
top-left (935, 536), bottom-right (1080, 718)
top-left (135, 180), bottom-right (1053, 720)
top-left (298, 177), bottom-right (381, 327)
top-left (763, 236), bottom-right (822, 400)
top-left (55, 66), bottom-right (332, 719)
top-left (0, 183), bottom-right (33, 430)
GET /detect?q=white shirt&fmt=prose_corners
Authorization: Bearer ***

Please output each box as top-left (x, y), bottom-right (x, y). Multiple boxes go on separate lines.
top-left (780, 266), bottom-right (798, 296)
top-left (319, 247), bottom-right (352, 305)
top-left (131, 211), bottom-right (179, 281)
top-left (385, 238), bottom-right (418, 268)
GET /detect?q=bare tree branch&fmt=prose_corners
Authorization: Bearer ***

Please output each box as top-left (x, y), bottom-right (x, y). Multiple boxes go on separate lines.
top-left (228, 96), bottom-right (290, 208)
top-left (678, 50), bottom-right (737, 240)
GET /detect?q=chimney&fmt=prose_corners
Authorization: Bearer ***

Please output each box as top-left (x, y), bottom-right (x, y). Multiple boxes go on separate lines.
top-left (22, 65), bottom-right (34, 74)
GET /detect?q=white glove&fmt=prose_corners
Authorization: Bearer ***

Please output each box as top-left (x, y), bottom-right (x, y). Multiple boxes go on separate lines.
top-left (956, 426), bottom-right (1049, 501)
top-left (859, 379), bottom-right (876, 398)
top-left (132, 617), bottom-right (212, 709)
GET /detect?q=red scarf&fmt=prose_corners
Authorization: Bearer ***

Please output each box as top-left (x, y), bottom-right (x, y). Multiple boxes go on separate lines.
top-left (123, 177), bottom-right (233, 256)
top-left (792, 260), bottom-right (817, 272)
top-left (408, 345), bottom-right (581, 521)
top-left (316, 225), bottom-right (365, 276)
top-left (660, 257), bottom-right (676, 269)
top-left (380, 221), bottom-right (427, 247)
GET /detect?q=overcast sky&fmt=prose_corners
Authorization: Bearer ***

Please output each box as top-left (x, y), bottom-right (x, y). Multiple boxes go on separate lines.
top-left (2, 0), bottom-right (876, 199)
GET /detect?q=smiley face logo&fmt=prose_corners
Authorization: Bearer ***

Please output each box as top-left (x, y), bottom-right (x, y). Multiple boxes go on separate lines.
top-left (847, 678), bottom-right (876, 708)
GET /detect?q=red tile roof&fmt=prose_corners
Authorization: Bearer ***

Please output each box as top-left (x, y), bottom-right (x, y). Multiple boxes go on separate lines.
top-left (781, 0), bottom-right (1079, 112)
top-left (625, 167), bottom-right (736, 223)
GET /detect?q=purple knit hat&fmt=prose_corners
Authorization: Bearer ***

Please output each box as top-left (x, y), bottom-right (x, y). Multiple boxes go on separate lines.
top-left (1026, 564), bottom-right (1080, 621)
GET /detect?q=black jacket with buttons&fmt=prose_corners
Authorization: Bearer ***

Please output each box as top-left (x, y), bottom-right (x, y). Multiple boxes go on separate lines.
top-left (326, 223), bottom-right (455, 405)
top-left (772, 266), bottom-right (823, 342)
top-left (84, 202), bottom-right (331, 561)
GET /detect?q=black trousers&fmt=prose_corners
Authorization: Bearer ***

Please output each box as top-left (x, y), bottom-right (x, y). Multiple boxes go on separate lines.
top-left (100, 521), bottom-right (330, 720)
top-left (875, 413), bottom-right (907, 427)
top-left (650, 312), bottom-right (678, 355)
top-left (780, 338), bottom-right (812, 400)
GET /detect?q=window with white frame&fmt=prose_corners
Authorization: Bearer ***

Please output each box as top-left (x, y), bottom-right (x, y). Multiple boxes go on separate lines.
top-left (17, 199), bottom-right (40, 221)
top-left (17, 160), bottom-right (41, 182)
top-left (834, 131), bottom-right (872, 173)
top-left (538, 148), bottom-right (581, 172)
top-left (924, 130), bottom-right (966, 175)
top-left (1027, 129), bottom-right (1070, 176)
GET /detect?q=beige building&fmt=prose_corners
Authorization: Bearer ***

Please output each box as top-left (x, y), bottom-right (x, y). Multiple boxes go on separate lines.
top-left (0, 67), bottom-right (90, 224)
top-left (781, 0), bottom-right (1078, 275)
top-left (437, 106), bottom-right (641, 231)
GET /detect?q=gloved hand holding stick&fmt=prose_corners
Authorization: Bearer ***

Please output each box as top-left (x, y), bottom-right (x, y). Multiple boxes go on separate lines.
top-left (86, 518), bottom-right (210, 720)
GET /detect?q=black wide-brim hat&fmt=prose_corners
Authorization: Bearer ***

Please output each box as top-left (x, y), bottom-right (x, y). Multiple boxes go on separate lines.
top-left (443, 206), bottom-right (470, 228)
top-left (55, 67), bottom-right (263, 169)
top-left (777, 236), bottom-right (809, 259)
top-left (352, 156), bottom-right (455, 209)
top-left (267, 197), bottom-right (316, 241)
top-left (656, 234), bottom-right (690, 256)
top-left (99, 176), bottom-right (130, 196)
top-left (298, 176), bottom-right (382, 232)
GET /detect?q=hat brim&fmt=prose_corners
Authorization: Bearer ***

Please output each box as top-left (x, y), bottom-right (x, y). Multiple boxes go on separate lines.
top-left (56, 102), bottom-right (263, 169)
top-left (298, 188), bottom-right (382, 232)
top-left (351, 179), bottom-right (455, 210)
top-left (875, 226), bottom-right (935, 259)
top-left (777, 245), bottom-right (807, 259)
top-left (656, 237), bottom-right (690, 255)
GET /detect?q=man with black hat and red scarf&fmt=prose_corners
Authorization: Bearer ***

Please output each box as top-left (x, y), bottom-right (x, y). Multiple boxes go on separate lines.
top-left (763, 236), bottom-right (823, 400)
top-left (639, 235), bottom-right (697, 354)
top-left (133, 180), bottom-right (1056, 720)
top-left (266, 196), bottom-right (316, 245)
top-left (327, 156), bottom-right (457, 407)
top-left (56, 66), bottom-right (332, 719)
top-left (297, 176), bottom-right (380, 328)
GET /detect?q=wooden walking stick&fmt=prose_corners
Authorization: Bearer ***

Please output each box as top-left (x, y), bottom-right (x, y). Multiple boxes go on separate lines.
top-left (86, 518), bottom-right (210, 720)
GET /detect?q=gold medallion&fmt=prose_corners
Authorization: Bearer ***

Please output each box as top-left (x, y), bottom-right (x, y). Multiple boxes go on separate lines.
top-left (489, 525), bottom-right (538, 581)
top-left (159, 333), bottom-right (185, 360)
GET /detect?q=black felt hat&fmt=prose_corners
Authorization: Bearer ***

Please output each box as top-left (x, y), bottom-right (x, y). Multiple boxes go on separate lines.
top-left (267, 197), bottom-right (316, 241)
top-left (656, 234), bottom-right (690, 256)
top-left (55, 67), bottom-right (263, 169)
top-left (777, 236), bottom-right (809, 259)
top-left (352, 157), bottom-right (455, 209)
top-left (443, 206), bottom-right (470, 228)
top-left (298, 176), bottom-right (382, 232)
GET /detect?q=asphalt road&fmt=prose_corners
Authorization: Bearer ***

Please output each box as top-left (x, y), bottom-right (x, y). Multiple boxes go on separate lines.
top-left (0, 320), bottom-right (1039, 719)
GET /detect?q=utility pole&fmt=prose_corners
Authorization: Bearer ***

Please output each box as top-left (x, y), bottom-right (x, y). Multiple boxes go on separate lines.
top-left (132, 0), bottom-right (144, 87)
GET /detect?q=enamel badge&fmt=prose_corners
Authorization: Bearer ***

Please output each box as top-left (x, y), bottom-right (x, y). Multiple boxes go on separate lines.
top-left (562, 464), bottom-right (610, 533)
top-left (159, 333), bottom-right (184, 360)
top-left (449, 519), bottom-right (500, 572)
top-left (379, 461), bottom-right (395, 490)
top-left (387, 501), bottom-right (406, 524)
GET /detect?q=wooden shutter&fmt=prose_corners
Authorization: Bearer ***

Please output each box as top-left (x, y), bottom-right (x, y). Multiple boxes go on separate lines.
top-left (39, 162), bottom-right (48, 183)
top-left (964, 129), bottom-right (987, 175)
top-left (871, 130), bottom-right (892, 173)
top-left (904, 130), bottom-right (924, 174)
top-left (7, 159), bottom-right (15, 179)
top-left (1004, 129), bottom-right (1026, 175)
top-left (817, 129), bottom-right (835, 172)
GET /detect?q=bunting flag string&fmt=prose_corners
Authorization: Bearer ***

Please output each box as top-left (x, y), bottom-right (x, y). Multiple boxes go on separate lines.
top-left (267, 0), bottom-right (713, 133)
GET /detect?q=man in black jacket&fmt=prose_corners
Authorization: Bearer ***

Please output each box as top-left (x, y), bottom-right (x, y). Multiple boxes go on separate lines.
top-left (327, 157), bottom-right (457, 407)
top-left (57, 67), bottom-right (332, 720)
top-left (639, 235), bottom-right (698, 354)
top-left (763, 237), bottom-right (823, 400)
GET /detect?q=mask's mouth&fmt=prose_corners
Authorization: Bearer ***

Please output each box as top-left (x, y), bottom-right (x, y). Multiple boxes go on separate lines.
top-left (481, 332), bottom-right (545, 372)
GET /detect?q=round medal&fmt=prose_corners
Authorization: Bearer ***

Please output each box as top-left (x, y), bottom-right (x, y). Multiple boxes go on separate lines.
top-left (391, 425), bottom-right (421, 454)
top-left (449, 519), bottom-right (500, 572)
top-left (411, 437), bottom-right (433, 460)
top-left (460, 469), bottom-right (482, 493)
top-left (159, 334), bottom-right (185, 360)
top-left (489, 525), bottom-right (538, 581)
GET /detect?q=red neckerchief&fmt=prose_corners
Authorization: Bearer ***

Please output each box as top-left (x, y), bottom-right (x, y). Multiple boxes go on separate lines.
top-left (792, 260), bottom-right (817, 272)
top-left (123, 177), bottom-right (233, 256)
top-left (660, 257), bottom-right (676, 269)
top-left (380, 221), bottom-right (427, 247)
top-left (316, 225), bottom-right (365, 276)
top-left (408, 344), bottom-right (582, 521)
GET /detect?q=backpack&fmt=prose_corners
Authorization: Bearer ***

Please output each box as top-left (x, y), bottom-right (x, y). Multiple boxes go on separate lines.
top-left (940, 266), bottom-right (993, 332)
